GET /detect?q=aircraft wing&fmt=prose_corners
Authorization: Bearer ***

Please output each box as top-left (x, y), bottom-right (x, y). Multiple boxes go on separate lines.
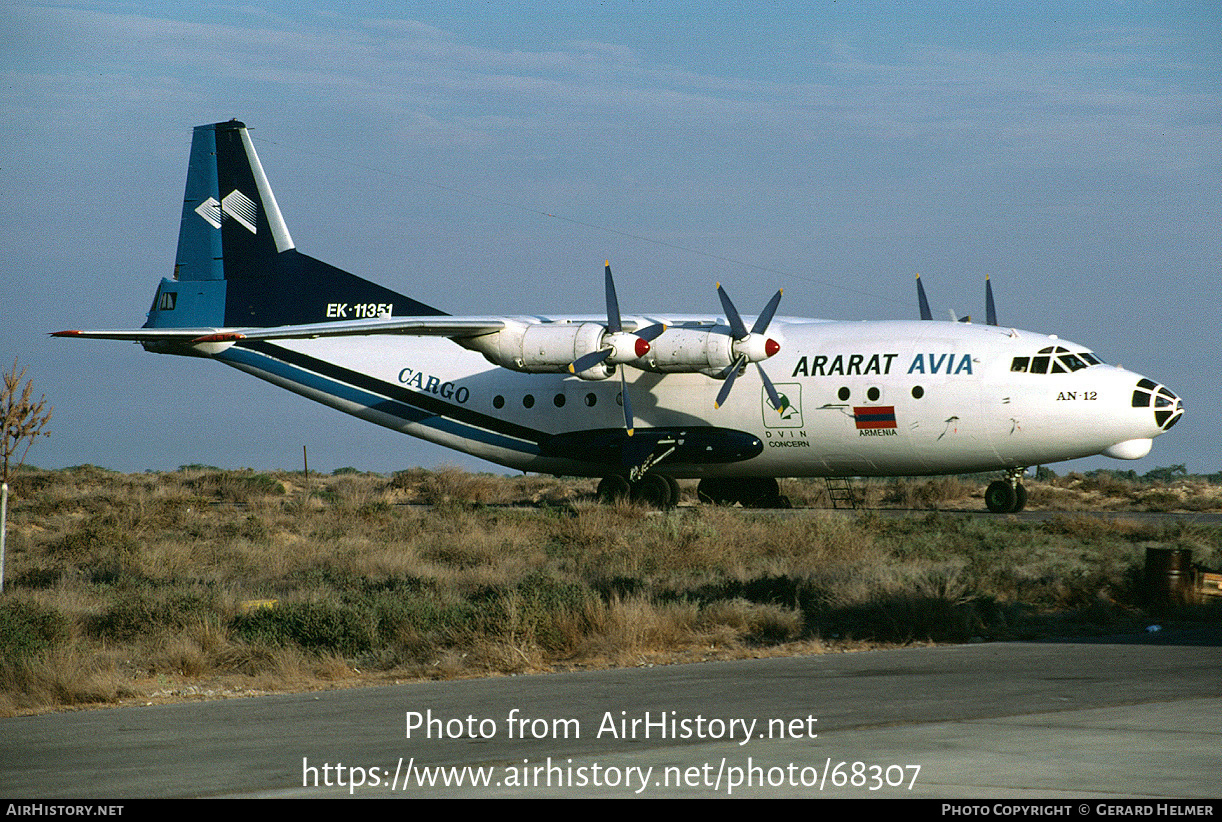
top-left (50, 315), bottom-right (687, 344)
top-left (53, 316), bottom-right (510, 343)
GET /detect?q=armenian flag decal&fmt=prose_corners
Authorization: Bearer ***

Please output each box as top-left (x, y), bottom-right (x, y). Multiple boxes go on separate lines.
top-left (854, 406), bottom-right (897, 431)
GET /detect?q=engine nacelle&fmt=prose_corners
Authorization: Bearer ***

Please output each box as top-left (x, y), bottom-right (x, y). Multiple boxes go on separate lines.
top-left (459, 321), bottom-right (614, 380)
top-left (636, 327), bottom-right (737, 376)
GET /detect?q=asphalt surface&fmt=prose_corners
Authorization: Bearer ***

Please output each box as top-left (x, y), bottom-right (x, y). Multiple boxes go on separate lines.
top-left (4, 627), bottom-right (1221, 798)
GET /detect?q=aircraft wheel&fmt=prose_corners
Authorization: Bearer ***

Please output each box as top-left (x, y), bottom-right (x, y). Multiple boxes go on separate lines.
top-left (1012, 482), bottom-right (1027, 513)
top-left (663, 475), bottom-right (681, 506)
top-left (597, 475), bottom-right (631, 504)
top-left (984, 480), bottom-right (1018, 513)
top-left (631, 473), bottom-right (674, 509)
top-left (742, 478), bottom-right (782, 508)
top-left (697, 478), bottom-right (733, 505)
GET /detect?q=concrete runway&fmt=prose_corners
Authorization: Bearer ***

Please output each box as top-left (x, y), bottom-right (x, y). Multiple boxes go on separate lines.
top-left (4, 627), bottom-right (1221, 798)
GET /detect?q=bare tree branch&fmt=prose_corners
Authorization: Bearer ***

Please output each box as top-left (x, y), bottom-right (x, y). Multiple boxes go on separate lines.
top-left (2, 358), bottom-right (53, 484)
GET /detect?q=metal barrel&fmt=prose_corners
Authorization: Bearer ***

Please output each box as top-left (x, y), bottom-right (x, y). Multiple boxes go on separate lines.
top-left (1144, 547), bottom-right (1194, 612)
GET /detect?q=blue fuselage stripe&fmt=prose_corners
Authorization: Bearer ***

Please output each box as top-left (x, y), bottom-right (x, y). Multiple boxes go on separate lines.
top-left (217, 345), bottom-right (542, 456)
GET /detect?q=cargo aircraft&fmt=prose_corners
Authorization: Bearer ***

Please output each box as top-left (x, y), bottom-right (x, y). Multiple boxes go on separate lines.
top-left (55, 120), bottom-right (1184, 512)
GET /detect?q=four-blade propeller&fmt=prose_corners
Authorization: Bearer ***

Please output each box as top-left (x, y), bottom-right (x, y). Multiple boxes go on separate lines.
top-left (713, 283), bottom-right (784, 413)
top-left (568, 262), bottom-right (665, 435)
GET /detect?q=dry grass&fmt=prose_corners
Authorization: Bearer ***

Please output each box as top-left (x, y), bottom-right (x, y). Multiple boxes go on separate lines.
top-left (1, 465), bottom-right (1219, 715)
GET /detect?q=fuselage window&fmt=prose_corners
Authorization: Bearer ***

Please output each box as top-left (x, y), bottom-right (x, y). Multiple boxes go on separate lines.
top-left (584, 393), bottom-right (597, 407)
top-left (911, 385), bottom-right (924, 399)
top-left (837, 387), bottom-right (850, 402)
top-left (523, 394), bottom-right (535, 408)
top-left (493, 395), bottom-right (505, 409)
top-left (553, 394), bottom-right (566, 408)
top-left (867, 387), bottom-right (880, 402)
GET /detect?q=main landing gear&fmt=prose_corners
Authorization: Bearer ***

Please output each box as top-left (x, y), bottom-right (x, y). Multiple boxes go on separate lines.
top-left (697, 477), bottom-right (791, 509)
top-left (596, 475), bottom-right (793, 509)
top-left (984, 469), bottom-right (1028, 514)
top-left (597, 473), bottom-right (681, 509)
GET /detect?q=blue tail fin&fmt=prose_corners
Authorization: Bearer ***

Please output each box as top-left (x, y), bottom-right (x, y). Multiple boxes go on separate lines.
top-left (145, 120), bottom-right (443, 330)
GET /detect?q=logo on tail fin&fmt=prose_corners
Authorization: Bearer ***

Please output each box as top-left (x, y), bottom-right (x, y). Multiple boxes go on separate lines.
top-left (194, 190), bottom-right (258, 233)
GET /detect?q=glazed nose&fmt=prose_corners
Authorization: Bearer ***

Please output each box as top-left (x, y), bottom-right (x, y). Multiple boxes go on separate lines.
top-left (1132, 379), bottom-right (1183, 431)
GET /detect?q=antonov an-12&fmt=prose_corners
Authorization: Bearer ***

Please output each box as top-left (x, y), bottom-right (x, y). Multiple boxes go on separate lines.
top-left (56, 120), bottom-right (1184, 512)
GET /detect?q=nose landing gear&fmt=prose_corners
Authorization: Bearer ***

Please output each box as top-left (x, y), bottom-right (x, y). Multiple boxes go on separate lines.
top-left (985, 469), bottom-right (1028, 513)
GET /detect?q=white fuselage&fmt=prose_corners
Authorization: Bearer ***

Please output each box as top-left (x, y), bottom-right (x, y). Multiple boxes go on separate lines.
top-left (216, 315), bottom-right (1180, 479)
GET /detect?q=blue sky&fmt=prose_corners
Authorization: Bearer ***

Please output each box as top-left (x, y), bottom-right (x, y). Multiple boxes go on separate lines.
top-left (2, 1), bottom-right (1218, 475)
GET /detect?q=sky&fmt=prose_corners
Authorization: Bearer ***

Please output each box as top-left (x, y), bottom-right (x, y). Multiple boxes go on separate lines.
top-left (1, 1), bottom-right (1219, 476)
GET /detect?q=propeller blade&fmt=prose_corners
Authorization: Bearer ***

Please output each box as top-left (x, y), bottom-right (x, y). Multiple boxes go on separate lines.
top-left (985, 275), bottom-right (998, 326)
top-left (604, 261), bottom-right (622, 334)
top-left (916, 274), bottom-right (932, 321)
top-left (714, 355), bottom-right (745, 408)
top-left (757, 363), bottom-right (783, 413)
top-left (750, 289), bottom-right (783, 335)
top-left (569, 347), bottom-right (613, 374)
top-left (619, 369), bottom-right (634, 436)
top-left (716, 283), bottom-right (749, 339)
top-left (635, 322), bottom-right (666, 342)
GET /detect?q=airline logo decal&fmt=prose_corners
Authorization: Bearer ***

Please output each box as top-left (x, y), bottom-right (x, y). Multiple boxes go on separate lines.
top-left (195, 190), bottom-right (258, 234)
top-left (763, 383), bottom-right (803, 428)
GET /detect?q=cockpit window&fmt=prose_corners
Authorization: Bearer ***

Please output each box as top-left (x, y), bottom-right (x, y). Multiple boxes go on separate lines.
top-left (1017, 350), bottom-right (1101, 375)
top-left (1059, 353), bottom-right (1087, 372)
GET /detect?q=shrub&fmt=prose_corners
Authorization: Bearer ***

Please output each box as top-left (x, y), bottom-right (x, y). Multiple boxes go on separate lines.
top-left (0, 598), bottom-right (70, 659)
top-left (90, 590), bottom-right (220, 640)
top-left (230, 600), bottom-right (375, 654)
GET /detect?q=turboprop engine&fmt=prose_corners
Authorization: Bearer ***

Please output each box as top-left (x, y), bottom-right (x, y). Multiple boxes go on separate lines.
top-left (459, 320), bottom-right (649, 381)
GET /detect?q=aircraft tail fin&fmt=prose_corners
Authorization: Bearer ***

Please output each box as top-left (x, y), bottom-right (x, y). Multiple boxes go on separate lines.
top-left (144, 120), bottom-right (443, 331)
